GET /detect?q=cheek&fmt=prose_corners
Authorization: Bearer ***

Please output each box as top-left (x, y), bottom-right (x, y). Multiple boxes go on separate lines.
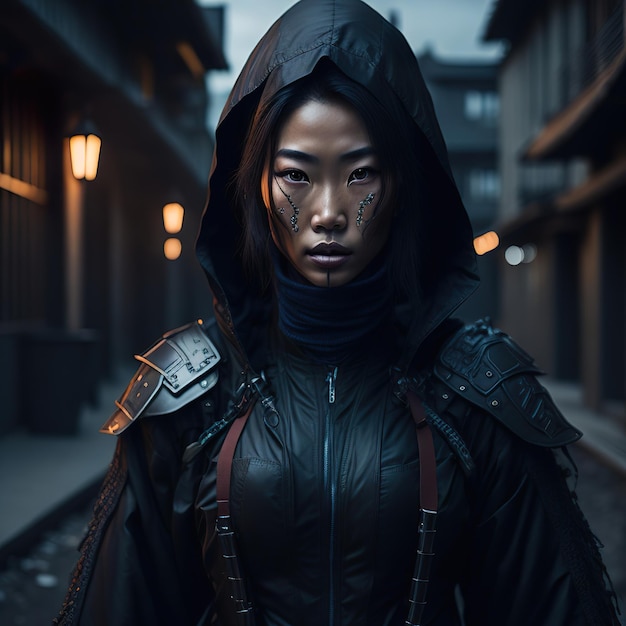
top-left (267, 187), bottom-right (287, 232)
top-left (262, 175), bottom-right (290, 243)
top-left (364, 208), bottom-right (394, 248)
top-left (266, 202), bottom-right (295, 257)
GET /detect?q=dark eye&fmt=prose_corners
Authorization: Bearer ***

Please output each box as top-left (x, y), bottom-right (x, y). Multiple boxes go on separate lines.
top-left (279, 169), bottom-right (308, 183)
top-left (348, 168), bottom-right (370, 184)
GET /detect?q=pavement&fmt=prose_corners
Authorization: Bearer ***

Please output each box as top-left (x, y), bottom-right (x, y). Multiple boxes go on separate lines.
top-left (542, 378), bottom-right (626, 477)
top-left (0, 369), bottom-right (129, 567)
top-left (0, 372), bottom-right (625, 567)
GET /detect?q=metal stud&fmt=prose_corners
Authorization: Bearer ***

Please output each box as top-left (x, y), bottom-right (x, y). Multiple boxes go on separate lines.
top-left (486, 370), bottom-right (493, 378)
top-left (459, 385), bottom-right (466, 391)
top-left (442, 393), bottom-right (449, 400)
top-left (491, 400), bottom-right (499, 407)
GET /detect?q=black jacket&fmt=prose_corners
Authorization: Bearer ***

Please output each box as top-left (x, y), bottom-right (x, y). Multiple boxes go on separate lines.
top-left (55, 1), bottom-right (619, 624)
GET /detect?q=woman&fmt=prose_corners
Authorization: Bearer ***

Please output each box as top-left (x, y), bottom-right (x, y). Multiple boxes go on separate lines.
top-left (55, 1), bottom-right (620, 625)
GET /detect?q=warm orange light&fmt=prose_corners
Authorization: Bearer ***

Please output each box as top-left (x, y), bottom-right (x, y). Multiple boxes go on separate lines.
top-left (473, 230), bottom-right (500, 255)
top-left (176, 42), bottom-right (205, 79)
top-left (164, 237), bottom-right (182, 260)
top-left (163, 202), bottom-right (185, 234)
top-left (69, 133), bottom-right (101, 180)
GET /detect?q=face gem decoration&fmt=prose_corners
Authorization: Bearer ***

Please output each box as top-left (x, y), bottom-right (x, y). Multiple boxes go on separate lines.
top-left (267, 99), bottom-right (393, 287)
top-left (356, 193), bottom-right (375, 227)
top-left (275, 177), bottom-right (300, 232)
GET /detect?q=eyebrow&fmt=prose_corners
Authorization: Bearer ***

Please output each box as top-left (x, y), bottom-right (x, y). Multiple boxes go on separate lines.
top-left (274, 146), bottom-right (376, 164)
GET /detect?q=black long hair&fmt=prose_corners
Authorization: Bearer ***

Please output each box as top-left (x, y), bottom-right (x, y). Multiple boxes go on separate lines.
top-left (233, 59), bottom-right (427, 299)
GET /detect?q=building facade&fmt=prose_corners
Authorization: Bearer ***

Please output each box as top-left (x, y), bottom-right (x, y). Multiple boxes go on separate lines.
top-left (0, 0), bottom-right (227, 435)
top-left (484, 0), bottom-right (626, 421)
top-left (418, 49), bottom-right (501, 323)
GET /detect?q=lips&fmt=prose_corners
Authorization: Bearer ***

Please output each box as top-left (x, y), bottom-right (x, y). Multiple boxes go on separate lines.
top-left (308, 242), bottom-right (351, 269)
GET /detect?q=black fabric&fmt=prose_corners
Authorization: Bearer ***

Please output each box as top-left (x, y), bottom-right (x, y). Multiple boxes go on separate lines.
top-left (526, 445), bottom-right (620, 625)
top-left (55, 404), bottom-right (216, 626)
top-left (59, 321), bottom-right (621, 625)
top-left (274, 250), bottom-right (393, 364)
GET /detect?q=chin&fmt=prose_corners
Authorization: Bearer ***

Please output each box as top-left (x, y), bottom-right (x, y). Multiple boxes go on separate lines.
top-left (304, 271), bottom-right (352, 288)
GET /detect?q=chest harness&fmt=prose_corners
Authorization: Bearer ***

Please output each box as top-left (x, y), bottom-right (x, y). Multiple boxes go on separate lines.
top-left (106, 318), bottom-right (592, 624)
top-left (211, 376), bottom-right (439, 626)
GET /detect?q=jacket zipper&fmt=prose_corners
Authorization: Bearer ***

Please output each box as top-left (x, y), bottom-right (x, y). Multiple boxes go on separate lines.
top-left (324, 366), bottom-right (338, 625)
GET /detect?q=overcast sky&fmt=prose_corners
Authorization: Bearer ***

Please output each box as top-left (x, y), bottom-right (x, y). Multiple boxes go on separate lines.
top-left (201, 0), bottom-right (502, 93)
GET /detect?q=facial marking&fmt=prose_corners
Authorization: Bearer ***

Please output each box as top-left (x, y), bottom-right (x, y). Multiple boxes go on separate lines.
top-left (356, 192), bottom-right (375, 227)
top-left (274, 176), bottom-right (301, 232)
top-left (264, 99), bottom-right (394, 287)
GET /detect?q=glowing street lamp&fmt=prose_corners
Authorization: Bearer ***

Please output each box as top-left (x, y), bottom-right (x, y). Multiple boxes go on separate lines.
top-left (68, 120), bottom-right (101, 181)
top-left (162, 202), bottom-right (185, 234)
top-left (473, 230), bottom-right (499, 256)
top-left (164, 237), bottom-right (182, 260)
top-left (163, 202), bottom-right (184, 260)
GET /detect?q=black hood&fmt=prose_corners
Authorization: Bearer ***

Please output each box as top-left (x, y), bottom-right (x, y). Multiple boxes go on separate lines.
top-left (196, 0), bottom-right (479, 373)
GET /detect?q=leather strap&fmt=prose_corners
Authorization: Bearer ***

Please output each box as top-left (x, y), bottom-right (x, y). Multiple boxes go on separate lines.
top-left (407, 390), bottom-right (438, 512)
top-left (217, 391), bottom-right (438, 517)
top-left (217, 399), bottom-right (256, 519)
top-left (405, 390), bottom-right (438, 626)
top-left (215, 387), bottom-right (438, 626)
top-left (215, 396), bottom-right (257, 625)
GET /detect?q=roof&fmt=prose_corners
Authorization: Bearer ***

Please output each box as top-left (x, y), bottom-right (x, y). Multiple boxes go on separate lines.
top-left (482, 0), bottom-right (545, 44)
top-left (417, 48), bottom-right (499, 83)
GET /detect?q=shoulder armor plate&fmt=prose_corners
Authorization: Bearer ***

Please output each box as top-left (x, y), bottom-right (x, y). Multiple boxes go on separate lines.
top-left (101, 320), bottom-right (220, 435)
top-left (433, 319), bottom-right (582, 447)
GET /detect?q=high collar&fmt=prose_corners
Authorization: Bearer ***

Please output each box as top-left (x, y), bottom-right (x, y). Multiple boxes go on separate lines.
top-left (273, 251), bottom-right (394, 366)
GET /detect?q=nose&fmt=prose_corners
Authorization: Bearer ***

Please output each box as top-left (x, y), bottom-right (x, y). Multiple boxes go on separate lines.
top-left (310, 186), bottom-right (347, 232)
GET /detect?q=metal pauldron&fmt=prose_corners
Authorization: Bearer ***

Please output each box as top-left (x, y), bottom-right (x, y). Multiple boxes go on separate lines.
top-left (432, 318), bottom-right (582, 447)
top-left (100, 320), bottom-right (221, 435)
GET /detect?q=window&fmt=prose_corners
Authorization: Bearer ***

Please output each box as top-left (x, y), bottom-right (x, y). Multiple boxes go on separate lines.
top-left (464, 91), bottom-right (500, 122)
top-left (469, 169), bottom-right (500, 199)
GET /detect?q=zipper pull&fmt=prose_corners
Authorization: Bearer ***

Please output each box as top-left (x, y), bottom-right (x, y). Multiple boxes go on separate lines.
top-left (326, 367), bottom-right (338, 404)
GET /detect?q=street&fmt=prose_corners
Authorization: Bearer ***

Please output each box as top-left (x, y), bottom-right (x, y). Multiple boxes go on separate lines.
top-left (0, 445), bottom-right (624, 625)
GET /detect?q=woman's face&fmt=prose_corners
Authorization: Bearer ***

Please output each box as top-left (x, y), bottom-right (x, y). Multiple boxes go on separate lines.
top-left (263, 98), bottom-right (394, 287)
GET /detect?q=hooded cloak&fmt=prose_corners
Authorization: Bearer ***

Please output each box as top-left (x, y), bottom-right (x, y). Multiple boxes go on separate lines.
top-left (196, 0), bottom-right (479, 374)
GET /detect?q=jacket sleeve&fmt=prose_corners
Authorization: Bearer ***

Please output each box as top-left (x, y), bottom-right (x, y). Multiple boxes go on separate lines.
top-left (53, 405), bottom-right (214, 626)
top-left (457, 414), bottom-right (619, 626)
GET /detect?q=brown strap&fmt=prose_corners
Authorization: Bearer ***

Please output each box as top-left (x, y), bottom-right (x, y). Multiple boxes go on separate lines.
top-left (407, 390), bottom-right (438, 512)
top-left (217, 399), bottom-right (256, 519)
top-left (217, 391), bottom-right (437, 516)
